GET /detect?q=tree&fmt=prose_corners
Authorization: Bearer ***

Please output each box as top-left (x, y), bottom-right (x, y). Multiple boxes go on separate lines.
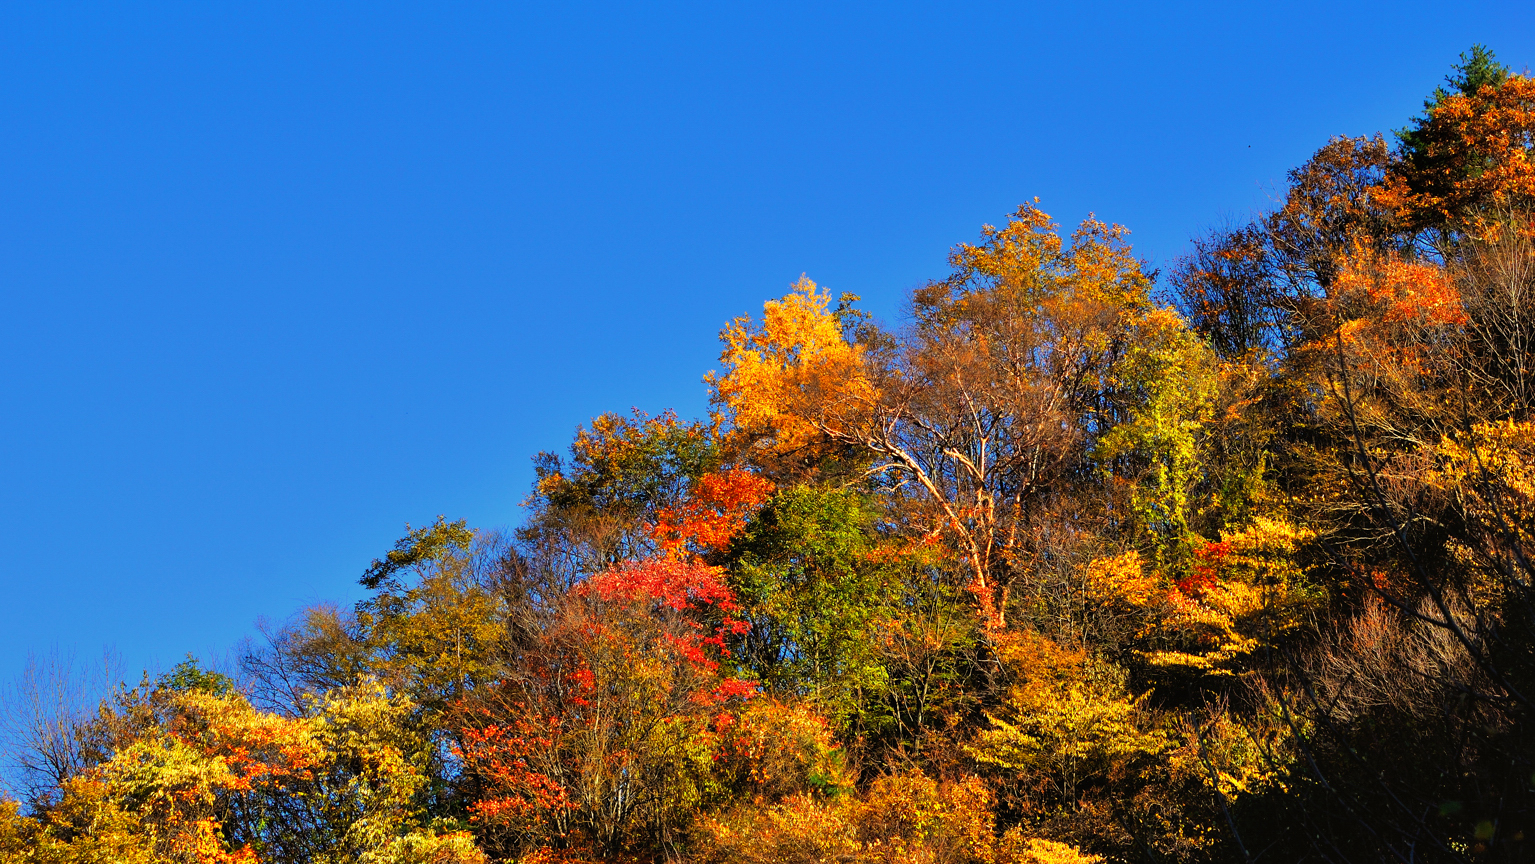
top-left (723, 485), bottom-right (896, 733)
top-left (455, 557), bottom-right (754, 857)
top-left (0, 650), bottom-right (121, 808)
top-left (1383, 48), bottom-right (1535, 239)
top-left (0, 666), bottom-right (487, 864)
top-left (523, 409), bottom-right (720, 575)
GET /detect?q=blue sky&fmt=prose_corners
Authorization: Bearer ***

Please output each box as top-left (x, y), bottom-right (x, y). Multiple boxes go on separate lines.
top-left (2, 1), bottom-right (1532, 682)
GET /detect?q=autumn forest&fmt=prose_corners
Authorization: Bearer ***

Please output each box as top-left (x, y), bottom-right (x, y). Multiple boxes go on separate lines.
top-left (6, 47), bottom-right (1535, 864)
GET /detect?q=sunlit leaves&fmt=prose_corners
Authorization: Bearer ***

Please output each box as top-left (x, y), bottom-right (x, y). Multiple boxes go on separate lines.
top-left (709, 276), bottom-right (877, 455)
top-left (1384, 65), bottom-right (1535, 237)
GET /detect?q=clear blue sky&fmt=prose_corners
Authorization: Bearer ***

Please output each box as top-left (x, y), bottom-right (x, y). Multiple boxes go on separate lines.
top-left (2, 1), bottom-right (1532, 683)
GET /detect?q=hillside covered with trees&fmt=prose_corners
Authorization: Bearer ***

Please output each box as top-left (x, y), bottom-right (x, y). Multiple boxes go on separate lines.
top-left (4, 47), bottom-right (1535, 863)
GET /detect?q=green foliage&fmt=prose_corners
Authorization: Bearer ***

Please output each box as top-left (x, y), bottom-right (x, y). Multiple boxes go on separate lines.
top-left (726, 486), bottom-right (895, 729)
top-left (157, 655), bottom-right (236, 696)
top-left (1398, 45), bottom-right (1509, 158)
top-left (355, 543), bottom-right (507, 707)
top-left (1093, 306), bottom-right (1220, 572)
top-left (361, 517), bottom-right (475, 590)
top-left (529, 409), bottom-right (717, 518)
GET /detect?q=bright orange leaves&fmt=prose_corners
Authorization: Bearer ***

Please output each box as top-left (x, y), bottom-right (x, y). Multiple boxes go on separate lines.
top-left (1314, 247), bottom-right (1468, 387)
top-left (709, 276), bottom-right (876, 453)
top-left (650, 468), bottom-right (774, 558)
top-left (166, 691), bottom-right (322, 794)
top-left (457, 711), bottom-right (575, 829)
top-left (1333, 250), bottom-right (1467, 330)
top-left (1381, 74), bottom-right (1535, 235)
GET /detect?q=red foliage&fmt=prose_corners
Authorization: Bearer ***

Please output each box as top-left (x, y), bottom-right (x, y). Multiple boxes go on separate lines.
top-left (585, 557), bottom-right (742, 615)
top-left (1178, 540), bottom-right (1230, 597)
top-left (458, 709), bottom-right (575, 827)
top-left (456, 557), bottom-right (759, 847)
top-left (582, 557), bottom-right (753, 668)
top-left (698, 676), bottom-right (759, 707)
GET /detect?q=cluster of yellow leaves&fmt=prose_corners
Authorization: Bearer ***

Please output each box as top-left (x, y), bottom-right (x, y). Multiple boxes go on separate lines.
top-left (1169, 518), bottom-right (1318, 653)
top-left (709, 276), bottom-right (876, 454)
top-left (697, 771), bottom-right (1101, 864)
top-left (373, 832), bottom-right (487, 864)
top-left (1080, 551), bottom-right (1162, 610)
top-left (0, 783), bottom-right (157, 864)
top-left (1217, 517), bottom-right (1316, 589)
top-left (1154, 521), bottom-right (1320, 675)
top-left (936, 204), bottom-right (1153, 316)
top-left (1081, 517), bottom-right (1318, 677)
top-left (1094, 305), bottom-right (1221, 568)
top-left (1167, 698), bottom-right (1296, 802)
top-left (1433, 420), bottom-right (1535, 597)
top-left (0, 683), bottom-right (487, 864)
top-left (970, 640), bottom-right (1167, 806)
top-left (1436, 420), bottom-right (1535, 537)
top-left (307, 684), bottom-right (485, 864)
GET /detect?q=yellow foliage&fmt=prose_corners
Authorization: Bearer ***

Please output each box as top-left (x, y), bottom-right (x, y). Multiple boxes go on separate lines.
top-left (696, 769), bottom-right (1107, 864)
top-left (0, 801), bottom-right (29, 860)
top-left (1436, 419), bottom-right (1535, 545)
top-left (1167, 702), bottom-right (1294, 802)
top-left (0, 780), bottom-right (157, 864)
top-left (709, 697), bottom-right (849, 802)
top-left (1080, 551), bottom-right (1162, 609)
top-left (991, 629), bottom-right (1088, 681)
top-left (709, 276), bottom-right (876, 453)
top-left (1138, 516), bottom-right (1320, 677)
top-left (696, 792), bottom-right (860, 864)
top-left (1198, 581), bottom-right (1266, 628)
top-left (698, 771), bottom-right (1066, 864)
top-left (364, 830), bottom-right (489, 864)
top-left (853, 772), bottom-right (995, 863)
top-left (1219, 517), bottom-right (1316, 590)
top-left (973, 637), bottom-right (1167, 804)
top-left (2, 682), bottom-right (487, 864)
top-left (996, 834), bottom-right (1104, 864)
top-left (308, 681), bottom-right (442, 860)
top-left (84, 689), bottom-right (320, 863)
top-left (1139, 614), bottom-right (1258, 678)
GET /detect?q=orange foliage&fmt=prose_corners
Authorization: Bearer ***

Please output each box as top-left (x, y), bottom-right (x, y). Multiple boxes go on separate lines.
top-left (168, 691), bottom-right (323, 794)
top-left (458, 708), bottom-right (575, 830)
top-left (1332, 250), bottom-right (1467, 329)
top-left (708, 698), bottom-right (847, 801)
top-left (650, 469), bottom-right (775, 558)
top-left (709, 276), bottom-right (877, 454)
top-left (698, 768), bottom-right (1104, 864)
top-left (1380, 74), bottom-right (1535, 235)
top-left (1320, 247), bottom-right (1466, 383)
